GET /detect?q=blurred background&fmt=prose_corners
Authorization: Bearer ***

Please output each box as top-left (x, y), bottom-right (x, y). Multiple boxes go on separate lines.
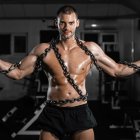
top-left (0, 0), bottom-right (140, 140)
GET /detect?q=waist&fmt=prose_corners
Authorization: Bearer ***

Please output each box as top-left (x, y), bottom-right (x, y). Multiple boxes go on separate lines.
top-left (46, 102), bottom-right (88, 110)
top-left (46, 95), bottom-right (88, 106)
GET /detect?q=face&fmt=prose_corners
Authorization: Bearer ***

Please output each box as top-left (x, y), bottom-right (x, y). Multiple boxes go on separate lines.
top-left (56, 12), bottom-right (79, 40)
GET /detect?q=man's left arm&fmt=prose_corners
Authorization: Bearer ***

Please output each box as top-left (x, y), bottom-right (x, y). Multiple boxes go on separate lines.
top-left (89, 42), bottom-right (140, 77)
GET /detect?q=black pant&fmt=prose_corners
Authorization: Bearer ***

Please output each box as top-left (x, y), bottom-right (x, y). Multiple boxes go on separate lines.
top-left (37, 103), bottom-right (97, 139)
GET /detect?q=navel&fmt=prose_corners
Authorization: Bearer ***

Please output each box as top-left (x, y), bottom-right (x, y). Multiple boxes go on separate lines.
top-left (82, 68), bottom-right (85, 71)
top-left (67, 92), bottom-right (72, 96)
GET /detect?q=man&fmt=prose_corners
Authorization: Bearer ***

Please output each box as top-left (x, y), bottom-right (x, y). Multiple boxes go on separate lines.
top-left (0, 5), bottom-right (140, 140)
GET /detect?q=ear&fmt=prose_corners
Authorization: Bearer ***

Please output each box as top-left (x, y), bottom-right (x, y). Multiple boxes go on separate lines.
top-left (54, 19), bottom-right (58, 27)
top-left (76, 19), bottom-right (80, 27)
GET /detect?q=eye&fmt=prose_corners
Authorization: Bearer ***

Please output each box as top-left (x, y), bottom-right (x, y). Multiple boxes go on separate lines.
top-left (59, 21), bottom-right (65, 25)
top-left (69, 22), bottom-right (74, 25)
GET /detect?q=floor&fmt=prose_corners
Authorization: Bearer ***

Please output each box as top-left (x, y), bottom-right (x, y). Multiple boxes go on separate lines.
top-left (0, 96), bottom-right (139, 140)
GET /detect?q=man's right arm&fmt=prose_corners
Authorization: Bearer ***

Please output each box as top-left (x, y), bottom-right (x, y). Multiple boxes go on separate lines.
top-left (0, 43), bottom-right (51, 80)
top-left (0, 53), bottom-right (37, 80)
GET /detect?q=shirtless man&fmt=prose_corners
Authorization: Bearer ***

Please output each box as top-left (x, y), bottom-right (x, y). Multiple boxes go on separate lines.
top-left (0, 5), bottom-right (140, 140)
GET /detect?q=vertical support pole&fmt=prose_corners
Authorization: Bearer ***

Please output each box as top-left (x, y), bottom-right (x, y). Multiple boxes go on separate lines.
top-left (131, 19), bottom-right (135, 99)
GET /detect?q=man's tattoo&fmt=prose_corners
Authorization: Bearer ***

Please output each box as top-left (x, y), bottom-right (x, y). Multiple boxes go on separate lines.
top-left (0, 61), bottom-right (21, 74)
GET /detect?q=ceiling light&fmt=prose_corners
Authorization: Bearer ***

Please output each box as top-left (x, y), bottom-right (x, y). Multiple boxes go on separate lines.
top-left (91, 24), bottom-right (97, 27)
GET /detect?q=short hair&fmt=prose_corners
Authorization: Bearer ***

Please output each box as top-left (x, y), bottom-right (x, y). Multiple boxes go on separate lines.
top-left (57, 5), bottom-right (78, 19)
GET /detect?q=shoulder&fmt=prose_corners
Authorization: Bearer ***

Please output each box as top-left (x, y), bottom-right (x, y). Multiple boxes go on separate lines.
top-left (30, 43), bottom-right (51, 56)
top-left (81, 40), bottom-right (104, 55)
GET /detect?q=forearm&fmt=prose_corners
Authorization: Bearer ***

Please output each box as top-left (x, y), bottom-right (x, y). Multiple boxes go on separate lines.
top-left (0, 59), bottom-right (22, 79)
top-left (116, 60), bottom-right (140, 77)
top-left (0, 54), bottom-right (37, 79)
top-left (0, 59), bottom-right (12, 73)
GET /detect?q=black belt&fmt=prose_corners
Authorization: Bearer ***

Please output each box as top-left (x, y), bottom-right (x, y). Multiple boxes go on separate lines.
top-left (46, 96), bottom-right (87, 106)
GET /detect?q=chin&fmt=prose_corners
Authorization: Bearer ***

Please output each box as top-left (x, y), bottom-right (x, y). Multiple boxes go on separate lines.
top-left (64, 34), bottom-right (74, 40)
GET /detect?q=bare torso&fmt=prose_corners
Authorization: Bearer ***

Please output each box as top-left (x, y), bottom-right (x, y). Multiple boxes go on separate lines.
top-left (39, 40), bottom-right (92, 106)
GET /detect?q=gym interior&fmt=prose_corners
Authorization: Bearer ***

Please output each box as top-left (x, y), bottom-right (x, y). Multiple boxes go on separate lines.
top-left (0, 0), bottom-right (140, 140)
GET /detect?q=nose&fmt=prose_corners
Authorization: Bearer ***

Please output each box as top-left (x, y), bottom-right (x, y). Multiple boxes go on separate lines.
top-left (64, 23), bottom-right (69, 30)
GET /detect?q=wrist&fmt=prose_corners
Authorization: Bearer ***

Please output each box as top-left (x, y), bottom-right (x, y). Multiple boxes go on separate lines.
top-left (0, 59), bottom-right (8, 74)
top-left (0, 59), bottom-right (2, 70)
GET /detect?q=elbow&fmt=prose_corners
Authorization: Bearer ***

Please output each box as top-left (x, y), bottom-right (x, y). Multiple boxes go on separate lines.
top-left (110, 72), bottom-right (118, 78)
top-left (107, 69), bottom-right (121, 78)
top-left (114, 73), bottom-right (120, 78)
top-left (113, 64), bottom-right (124, 78)
top-left (14, 72), bottom-right (24, 80)
top-left (104, 69), bottom-right (118, 78)
top-left (6, 75), bottom-right (22, 80)
top-left (9, 75), bottom-right (23, 80)
top-left (13, 75), bottom-right (23, 80)
top-left (114, 69), bottom-right (124, 78)
top-left (8, 70), bottom-right (24, 80)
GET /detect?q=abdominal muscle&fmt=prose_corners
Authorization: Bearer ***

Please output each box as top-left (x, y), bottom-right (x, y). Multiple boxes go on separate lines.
top-left (47, 75), bottom-right (87, 107)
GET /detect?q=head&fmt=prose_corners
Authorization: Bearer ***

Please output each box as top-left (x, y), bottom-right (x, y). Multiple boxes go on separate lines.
top-left (56, 5), bottom-right (80, 40)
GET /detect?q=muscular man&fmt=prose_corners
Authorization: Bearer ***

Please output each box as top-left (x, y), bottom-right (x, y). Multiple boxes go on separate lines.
top-left (0, 5), bottom-right (140, 140)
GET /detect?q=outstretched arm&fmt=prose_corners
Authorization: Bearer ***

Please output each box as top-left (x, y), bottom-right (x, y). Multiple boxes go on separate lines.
top-left (0, 42), bottom-right (42, 81)
top-left (98, 52), bottom-right (140, 77)
top-left (87, 42), bottom-right (140, 77)
top-left (0, 54), bottom-right (37, 80)
top-left (0, 43), bottom-right (50, 80)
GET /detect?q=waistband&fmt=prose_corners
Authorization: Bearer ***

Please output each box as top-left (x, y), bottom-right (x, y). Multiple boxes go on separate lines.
top-left (46, 102), bottom-right (88, 110)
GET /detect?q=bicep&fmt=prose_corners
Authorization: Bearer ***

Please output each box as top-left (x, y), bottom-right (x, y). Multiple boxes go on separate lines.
top-left (88, 42), bottom-right (125, 77)
top-left (8, 54), bottom-right (37, 79)
top-left (97, 53), bottom-right (119, 76)
top-left (93, 46), bottom-right (121, 76)
top-left (19, 54), bottom-right (38, 77)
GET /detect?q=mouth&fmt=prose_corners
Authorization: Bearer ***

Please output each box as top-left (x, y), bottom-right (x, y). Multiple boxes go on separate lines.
top-left (62, 30), bottom-right (70, 34)
top-left (63, 32), bottom-right (70, 35)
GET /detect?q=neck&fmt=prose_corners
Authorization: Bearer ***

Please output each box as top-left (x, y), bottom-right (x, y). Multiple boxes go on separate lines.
top-left (59, 36), bottom-right (77, 50)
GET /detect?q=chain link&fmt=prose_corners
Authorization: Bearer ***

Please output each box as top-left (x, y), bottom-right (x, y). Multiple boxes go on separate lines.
top-left (0, 61), bottom-right (21, 74)
top-left (34, 37), bottom-right (103, 105)
top-left (35, 46), bottom-right (52, 72)
top-left (51, 39), bottom-right (88, 100)
top-left (119, 61), bottom-right (140, 71)
top-left (34, 38), bottom-right (140, 105)
top-left (46, 96), bottom-right (86, 106)
top-left (75, 37), bottom-right (102, 72)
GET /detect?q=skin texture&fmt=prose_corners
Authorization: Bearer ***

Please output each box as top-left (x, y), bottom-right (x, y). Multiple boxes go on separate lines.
top-left (0, 10), bottom-right (140, 140)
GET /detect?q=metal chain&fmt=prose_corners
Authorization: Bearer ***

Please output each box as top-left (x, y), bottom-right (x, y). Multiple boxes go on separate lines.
top-left (46, 96), bottom-right (86, 106)
top-left (119, 61), bottom-right (140, 71)
top-left (51, 39), bottom-right (88, 100)
top-left (0, 45), bottom-right (52, 74)
top-left (0, 61), bottom-right (21, 74)
top-left (75, 37), bottom-right (102, 72)
top-left (76, 39), bottom-right (140, 72)
top-left (35, 45), bottom-right (52, 72)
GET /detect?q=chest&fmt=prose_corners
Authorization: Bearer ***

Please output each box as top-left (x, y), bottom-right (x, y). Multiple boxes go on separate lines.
top-left (44, 47), bottom-right (92, 75)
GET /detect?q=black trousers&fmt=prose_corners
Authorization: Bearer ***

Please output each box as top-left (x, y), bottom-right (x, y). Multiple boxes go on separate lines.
top-left (37, 103), bottom-right (97, 139)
